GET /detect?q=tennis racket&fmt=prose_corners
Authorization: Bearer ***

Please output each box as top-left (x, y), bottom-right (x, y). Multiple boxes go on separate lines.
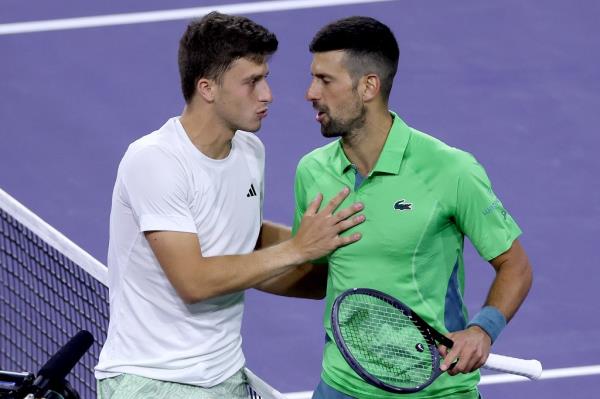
top-left (331, 288), bottom-right (542, 394)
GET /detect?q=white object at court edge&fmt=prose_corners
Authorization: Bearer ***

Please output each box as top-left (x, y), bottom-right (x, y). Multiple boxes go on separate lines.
top-left (484, 354), bottom-right (543, 380)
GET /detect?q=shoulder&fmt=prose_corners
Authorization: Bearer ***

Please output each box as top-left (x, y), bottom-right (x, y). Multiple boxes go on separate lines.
top-left (124, 137), bottom-right (178, 168)
top-left (233, 130), bottom-right (265, 159)
top-left (120, 121), bottom-right (185, 176)
top-left (406, 127), bottom-right (479, 178)
top-left (297, 140), bottom-right (339, 172)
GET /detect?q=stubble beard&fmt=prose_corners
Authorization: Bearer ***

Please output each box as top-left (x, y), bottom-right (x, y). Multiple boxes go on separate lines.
top-left (320, 103), bottom-right (367, 138)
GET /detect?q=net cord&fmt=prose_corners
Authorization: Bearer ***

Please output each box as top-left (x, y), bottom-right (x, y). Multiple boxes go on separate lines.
top-left (245, 367), bottom-right (286, 399)
top-left (0, 188), bottom-right (108, 286)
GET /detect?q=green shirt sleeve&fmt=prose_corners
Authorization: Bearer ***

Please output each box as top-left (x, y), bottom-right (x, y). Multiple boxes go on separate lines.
top-left (454, 155), bottom-right (522, 260)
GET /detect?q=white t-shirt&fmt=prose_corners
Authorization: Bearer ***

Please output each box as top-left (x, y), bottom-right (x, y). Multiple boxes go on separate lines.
top-left (95, 117), bottom-right (264, 386)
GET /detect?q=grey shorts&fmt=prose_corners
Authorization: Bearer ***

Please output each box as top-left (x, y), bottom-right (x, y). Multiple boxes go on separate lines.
top-left (97, 368), bottom-right (249, 399)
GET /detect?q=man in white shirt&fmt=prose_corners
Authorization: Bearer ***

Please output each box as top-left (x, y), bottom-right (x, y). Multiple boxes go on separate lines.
top-left (95, 11), bottom-right (365, 399)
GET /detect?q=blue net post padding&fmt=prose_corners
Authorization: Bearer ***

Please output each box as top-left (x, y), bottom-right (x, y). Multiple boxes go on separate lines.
top-left (1, 207), bottom-right (109, 398)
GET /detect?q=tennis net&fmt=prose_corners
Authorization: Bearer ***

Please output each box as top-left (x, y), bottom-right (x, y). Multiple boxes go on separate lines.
top-left (0, 188), bottom-right (285, 399)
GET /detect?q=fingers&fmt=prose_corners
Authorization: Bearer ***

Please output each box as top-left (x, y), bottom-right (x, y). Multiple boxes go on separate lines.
top-left (440, 348), bottom-right (458, 373)
top-left (438, 333), bottom-right (453, 371)
top-left (294, 187), bottom-right (364, 261)
top-left (317, 187), bottom-right (364, 228)
top-left (309, 187), bottom-right (361, 221)
top-left (305, 193), bottom-right (324, 215)
top-left (440, 329), bottom-right (491, 376)
top-left (334, 201), bottom-right (364, 223)
top-left (444, 352), bottom-right (482, 376)
top-left (336, 232), bottom-right (363, 246)
top-left (329, 189), bottom-right (364, 238)
top-left (438, 344), bottom-right (449, 358)
top-left (335, 214), bottom-right (366, 233)
top-left (321, 187), bottom-right (350, 215)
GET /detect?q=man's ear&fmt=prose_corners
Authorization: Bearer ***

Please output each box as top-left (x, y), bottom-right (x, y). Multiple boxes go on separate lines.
top-left (361, 74), bottom-right (381, 102)
top-left (196, 78), bottom-right (216, 102)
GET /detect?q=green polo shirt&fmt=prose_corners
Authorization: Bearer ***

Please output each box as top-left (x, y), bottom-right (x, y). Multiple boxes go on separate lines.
top-left (292, 112), bottom-right (521, 399)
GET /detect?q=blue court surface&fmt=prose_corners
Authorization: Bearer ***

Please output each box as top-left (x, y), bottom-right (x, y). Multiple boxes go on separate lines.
top-left (1, 1), bottom-right (599, 397)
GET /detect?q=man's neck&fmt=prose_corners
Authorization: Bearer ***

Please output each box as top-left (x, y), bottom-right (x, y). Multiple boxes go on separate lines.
top-left (179, 104), bottom-right (235, 160)
top-left (341, 109), bottom-right (393, 177)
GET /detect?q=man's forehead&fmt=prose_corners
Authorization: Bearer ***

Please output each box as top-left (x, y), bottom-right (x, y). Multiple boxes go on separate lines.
top-left (228, 57), bottom-right (269, 76)
top-left (311, 50), bottom-right (349, 73)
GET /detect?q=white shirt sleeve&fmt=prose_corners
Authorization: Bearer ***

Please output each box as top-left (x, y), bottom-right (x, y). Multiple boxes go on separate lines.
top-left (120, 145), bottom-right (197, 233)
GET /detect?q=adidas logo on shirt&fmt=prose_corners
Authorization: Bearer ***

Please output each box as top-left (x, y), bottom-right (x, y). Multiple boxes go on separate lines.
top-left (246, 184), bottom-right (257, 197)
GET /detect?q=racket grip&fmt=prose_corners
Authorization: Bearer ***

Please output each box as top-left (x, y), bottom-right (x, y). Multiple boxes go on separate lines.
top-left (483, 353), bottom-right (543, 380)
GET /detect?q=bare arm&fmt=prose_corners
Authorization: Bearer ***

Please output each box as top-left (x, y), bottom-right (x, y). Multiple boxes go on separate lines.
top-left (254, 262), bottom-right (328, 299)
top-left (146, 188), bottom-right (363, 303)
top-left (255, 220), bottom-right (292, 250)
top-left (483, 239), bottom-right (533, 321)
top-left (440, 239), bottom-right (533, 374)
top-left (251, 221), bottom-right (328, 299)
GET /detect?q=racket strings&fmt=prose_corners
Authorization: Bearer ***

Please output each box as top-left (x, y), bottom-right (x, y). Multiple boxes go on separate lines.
top-left (338, 294), bottom-right (435, 388)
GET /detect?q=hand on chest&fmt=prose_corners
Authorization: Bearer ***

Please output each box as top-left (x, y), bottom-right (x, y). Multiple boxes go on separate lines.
top-left (319, 177), bottom-right (449, 256)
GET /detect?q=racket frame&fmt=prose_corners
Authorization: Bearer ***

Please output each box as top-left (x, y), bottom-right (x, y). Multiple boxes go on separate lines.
top-left (331, 287), bottom-right (452, 393)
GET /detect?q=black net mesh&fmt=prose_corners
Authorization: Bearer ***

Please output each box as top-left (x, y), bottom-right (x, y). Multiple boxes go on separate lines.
top-left (0, 206), bottom-right (109, 398)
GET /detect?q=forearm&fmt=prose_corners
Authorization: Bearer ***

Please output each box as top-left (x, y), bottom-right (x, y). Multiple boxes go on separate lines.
top-left (254, 263), bottom-right (328, 299)
top-left (256, 220), bottom-right (291, 249)
top-left (187, 241), bottom-right (306, 301)
top-left (442, 240), bottom-right (533, 374)
top-left (148, 188), bottom-right (364, 304)
top-left (191, 251), bottom-right (296, 301)
top-left (147, 231), bottom-right (304, 303)
top-left (484, 240), bottom-right (533, 321)
top-left (255, 222), bottom-right (327, 298)
top-left (466, 240), bottom-right (532, 343)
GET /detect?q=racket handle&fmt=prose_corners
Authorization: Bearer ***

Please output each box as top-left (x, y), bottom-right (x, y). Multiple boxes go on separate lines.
top-left (484, 353), bottom-right (543, 380)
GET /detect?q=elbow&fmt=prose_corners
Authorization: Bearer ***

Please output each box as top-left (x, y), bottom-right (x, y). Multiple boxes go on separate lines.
top-left (171, 269), bottom-right (243, 303)
top-left (523, 261), bottom-right (533, 292)
top-left (178, 290), bottom-right (205, 305)
top-left (515, 249), bottom-right (534, 288)
top-left (508, 256), bottom-right (533, 299)
top-left (175, 278), bottom-right (240, 304)
top-left (175, 283), bottom-right (215, 304)
top-left (168, 268), bottom-right (230, 304)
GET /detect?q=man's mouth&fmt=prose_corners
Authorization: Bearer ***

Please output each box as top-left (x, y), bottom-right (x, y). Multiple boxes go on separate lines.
top-left (315, 108), bottom-right (328, 123)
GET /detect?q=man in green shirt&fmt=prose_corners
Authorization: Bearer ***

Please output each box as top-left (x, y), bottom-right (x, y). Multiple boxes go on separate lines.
top-left (292, 16), bottom-right (533, 398)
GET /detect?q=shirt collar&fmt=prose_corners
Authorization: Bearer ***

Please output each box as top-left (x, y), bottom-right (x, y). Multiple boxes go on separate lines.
top-left (333, 111), bottom-right (411, 176)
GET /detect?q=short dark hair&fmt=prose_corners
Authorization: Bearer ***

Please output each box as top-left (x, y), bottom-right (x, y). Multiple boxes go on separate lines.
top-left (178, 12), bottom-right (278, 103)
top-left (309, 16), bottom-right (399, 100)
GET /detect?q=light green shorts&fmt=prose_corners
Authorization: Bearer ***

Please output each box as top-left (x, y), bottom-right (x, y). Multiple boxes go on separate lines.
top-left (97, 368), bottom-right (249, 399)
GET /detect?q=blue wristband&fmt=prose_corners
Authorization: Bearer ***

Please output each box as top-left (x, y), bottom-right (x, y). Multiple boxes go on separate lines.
top-left (467, 306), bottom-right (507, 343)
